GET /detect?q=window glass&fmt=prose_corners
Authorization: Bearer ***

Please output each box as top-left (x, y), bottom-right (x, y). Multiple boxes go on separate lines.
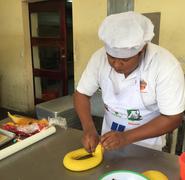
top-left (32, 46), bottom-right (60, 70)
top-left (34, 77), bottom-right (62, 101)
top-left (30, 12), bottom-right (60, 37)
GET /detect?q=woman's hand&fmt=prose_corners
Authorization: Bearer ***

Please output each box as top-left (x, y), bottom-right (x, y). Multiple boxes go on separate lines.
top-left (82, 129), bottom-right (100, 153)
top-left (100, 131), bottom-right (130, 150)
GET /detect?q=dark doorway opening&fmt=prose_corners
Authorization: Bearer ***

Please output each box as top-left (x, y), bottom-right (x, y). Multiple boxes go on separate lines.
top-left (28, 0), bottom-right (74, 104)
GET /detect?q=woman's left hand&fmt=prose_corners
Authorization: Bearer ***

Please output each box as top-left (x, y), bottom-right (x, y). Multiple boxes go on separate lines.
top-left (100, 131), bottom-right (130, 150)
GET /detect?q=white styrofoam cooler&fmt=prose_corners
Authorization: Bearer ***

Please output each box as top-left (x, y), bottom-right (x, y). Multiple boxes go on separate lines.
top-left (36, 95), bottom-right (82, 129)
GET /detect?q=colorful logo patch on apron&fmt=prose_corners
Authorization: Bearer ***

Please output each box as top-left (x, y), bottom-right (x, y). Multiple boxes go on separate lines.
top-left (127, 109), bottom-right (142, 125)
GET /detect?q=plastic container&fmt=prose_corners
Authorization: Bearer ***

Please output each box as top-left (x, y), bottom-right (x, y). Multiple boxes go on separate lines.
top-left (179, 152), bottom-right (185, 180)
top-left (36, 95), bottom-right (81, 129)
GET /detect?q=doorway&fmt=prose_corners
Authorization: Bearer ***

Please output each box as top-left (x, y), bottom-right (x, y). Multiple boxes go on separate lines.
top-left (28, 0), bottom-right (74, 104)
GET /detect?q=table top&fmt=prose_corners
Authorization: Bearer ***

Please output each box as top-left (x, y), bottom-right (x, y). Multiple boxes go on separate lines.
top-left (0, 127), bottom-right (180, 180)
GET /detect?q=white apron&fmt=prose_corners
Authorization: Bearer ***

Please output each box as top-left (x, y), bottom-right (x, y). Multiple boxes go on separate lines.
top-left (101, 66), bottom-right (166, 151)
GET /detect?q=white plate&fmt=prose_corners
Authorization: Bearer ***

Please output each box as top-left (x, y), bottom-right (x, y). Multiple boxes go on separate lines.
top-left (100, 170), bottom-right (149, 180)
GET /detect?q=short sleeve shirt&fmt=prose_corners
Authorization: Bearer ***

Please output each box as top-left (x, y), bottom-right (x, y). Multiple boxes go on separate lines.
top-left (77, 43), bottom-right (185, 115)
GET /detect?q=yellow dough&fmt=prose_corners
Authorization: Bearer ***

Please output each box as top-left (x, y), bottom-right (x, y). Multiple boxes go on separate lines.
top-left (143, 170), bottom-right (168, 180)
top-left (63, 144), bottom-right (104, 171)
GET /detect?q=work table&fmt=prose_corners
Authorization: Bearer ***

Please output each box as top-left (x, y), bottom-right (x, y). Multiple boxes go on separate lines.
top-left (0, 127), bottom-right (180, 180)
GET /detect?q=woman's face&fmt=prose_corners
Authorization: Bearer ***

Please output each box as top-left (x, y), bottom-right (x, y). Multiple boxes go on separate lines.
top-left (107, 50), bottom-right (144, 77)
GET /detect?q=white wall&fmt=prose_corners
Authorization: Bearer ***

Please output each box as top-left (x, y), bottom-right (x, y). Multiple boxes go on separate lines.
top-left (135, 0), bottom-right (185, 71)
top-left (73, 0), bottom-right (107, 84)
top-left (0, 0), bottom-right (34, 112)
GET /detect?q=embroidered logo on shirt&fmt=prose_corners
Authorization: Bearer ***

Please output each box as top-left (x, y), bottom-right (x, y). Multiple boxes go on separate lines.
top-left (127, 109), bottom-right (142, 125)
top-left (140, 80), bottom-right (148, 93)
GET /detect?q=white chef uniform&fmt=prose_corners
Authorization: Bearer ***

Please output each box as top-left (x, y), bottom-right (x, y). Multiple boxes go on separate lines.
top-left (76, 11), bottom-right (185, 151)
top-left (77, 44), bottom-right (185, 151)
top-left (101, 61), bottom-right (165, 151)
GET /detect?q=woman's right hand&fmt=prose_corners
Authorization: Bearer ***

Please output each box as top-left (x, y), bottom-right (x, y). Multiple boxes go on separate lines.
top-left (82, 129), bottom-right (99, 153)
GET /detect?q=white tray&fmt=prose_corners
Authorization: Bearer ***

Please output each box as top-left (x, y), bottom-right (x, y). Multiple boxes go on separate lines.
top-left (0, 126), bottom-right (56, 160)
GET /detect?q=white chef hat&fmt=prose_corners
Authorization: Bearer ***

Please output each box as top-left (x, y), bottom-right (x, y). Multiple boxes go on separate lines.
top-left (98, 11), bottom-right (154, 58)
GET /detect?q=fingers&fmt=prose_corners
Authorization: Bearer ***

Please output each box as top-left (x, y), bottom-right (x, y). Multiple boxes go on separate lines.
top-left (82, 133), bottom-right (100, 153)
top-left (84, 141), bottom-right (95, 153)
top-left (88, 140), bottom-right (99, 153)
top-left (83, 139), bottom-right (91, 153)
top-left (100, 132), bottom-right (114, 150)
top-left (100, 132), bottom-right (111, 144)
top-left (90, 143), bottom-right (96, 153)
top-left (100, 131), bottom-right (123, 150)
